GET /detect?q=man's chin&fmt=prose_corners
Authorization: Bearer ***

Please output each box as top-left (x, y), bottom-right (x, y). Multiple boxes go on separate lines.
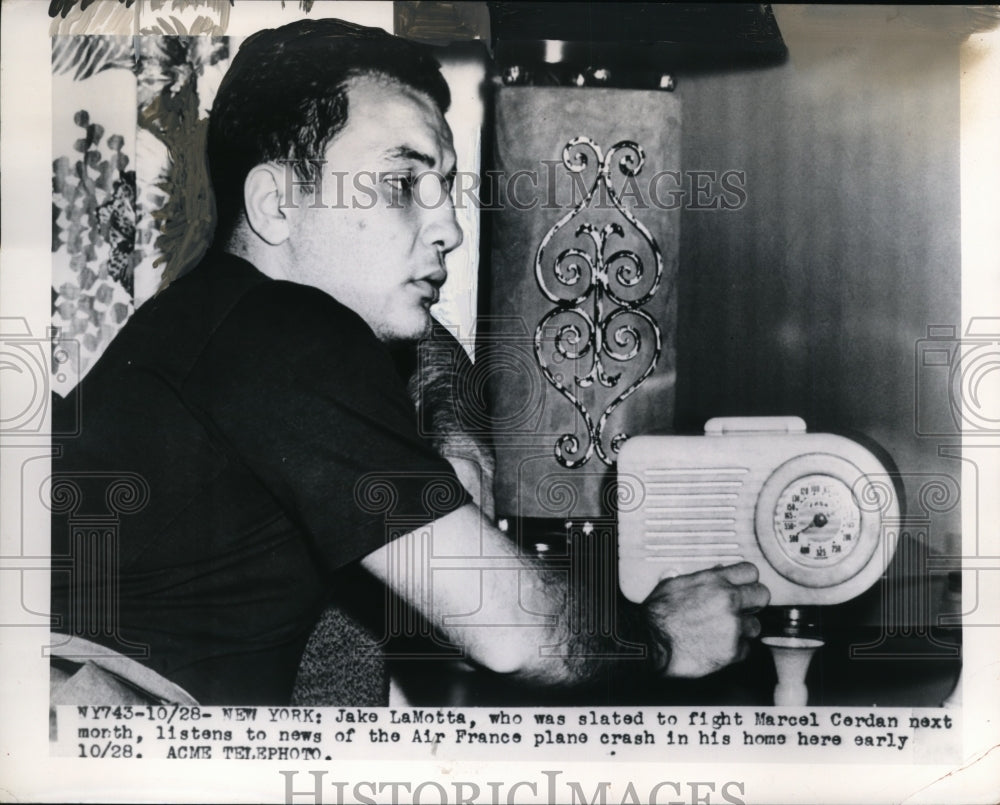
top-left (379, 311), bottom-right (434, 344)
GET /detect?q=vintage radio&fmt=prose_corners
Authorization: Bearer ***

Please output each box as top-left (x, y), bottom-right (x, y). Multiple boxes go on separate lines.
top-left (617, 417), bottom-right (899, 605)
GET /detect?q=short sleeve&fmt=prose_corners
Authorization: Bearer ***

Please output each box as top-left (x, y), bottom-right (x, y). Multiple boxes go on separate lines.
top-left (183, 280), bottom-right (471, 571)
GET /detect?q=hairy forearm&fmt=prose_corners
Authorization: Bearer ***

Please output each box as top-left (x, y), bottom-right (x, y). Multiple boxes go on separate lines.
top-left (361, 505), bottom-right (664, 687)
top-left (364, 502), bottom-right (765, 688)
top-left (493, 552), bottom-right (669, 689)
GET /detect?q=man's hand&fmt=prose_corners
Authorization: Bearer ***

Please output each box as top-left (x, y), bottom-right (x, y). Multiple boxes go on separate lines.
top-left (644, 562), bottom-right (770, 678)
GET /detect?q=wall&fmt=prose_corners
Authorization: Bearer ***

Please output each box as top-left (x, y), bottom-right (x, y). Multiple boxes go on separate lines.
top-left (674, 7), bottom-right (963, 541)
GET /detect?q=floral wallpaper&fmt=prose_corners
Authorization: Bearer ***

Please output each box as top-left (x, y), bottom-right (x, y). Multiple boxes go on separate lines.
top-left (51, 32), bottom-right (228, 393)
top-left (52, 110), bottom-right (137, 363)
top-left (49, 1), bottom-right (316, 37)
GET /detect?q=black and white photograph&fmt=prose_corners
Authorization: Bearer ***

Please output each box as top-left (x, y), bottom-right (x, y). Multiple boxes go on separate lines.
top-left (1, 1), bottom-right (998, 803)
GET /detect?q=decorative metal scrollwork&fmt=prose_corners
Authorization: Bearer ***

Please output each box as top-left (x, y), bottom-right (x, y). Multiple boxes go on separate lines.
top-left (534, 137), bottom-right (664, 468)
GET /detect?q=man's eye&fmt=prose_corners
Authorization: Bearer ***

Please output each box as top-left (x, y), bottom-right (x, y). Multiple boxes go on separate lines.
top-left (384, 174), bottom-right (415, 193)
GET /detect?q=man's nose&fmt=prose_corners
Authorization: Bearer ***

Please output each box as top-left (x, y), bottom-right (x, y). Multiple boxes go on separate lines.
top-left (424, 193), bottom-right (464, 256)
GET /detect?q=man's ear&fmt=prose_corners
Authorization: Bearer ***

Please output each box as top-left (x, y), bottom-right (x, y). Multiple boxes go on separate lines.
top-left (243, 164), bottom-right (291, 246)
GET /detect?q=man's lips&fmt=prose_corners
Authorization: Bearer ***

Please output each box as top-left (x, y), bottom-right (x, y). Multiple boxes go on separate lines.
top-left (412, 278), bottom-right (442, 305)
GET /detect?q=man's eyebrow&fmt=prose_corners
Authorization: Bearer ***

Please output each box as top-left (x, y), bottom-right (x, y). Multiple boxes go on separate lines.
top-left (382, 146), bottom-right (457, 185)
top-left (382, 146), bottom-right (437, 168)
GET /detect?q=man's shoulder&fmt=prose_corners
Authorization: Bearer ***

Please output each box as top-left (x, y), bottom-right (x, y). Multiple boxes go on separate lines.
top-left (144, 251), bottom-right (350, 329)
top-left (195, 257), bottom-right (381, 353)
top-left (122, 252), bottom-right (379, 367)
top-left (115, 252), bottom-right (269, 346)
top-left (168, 254), bottom-right (401, 400)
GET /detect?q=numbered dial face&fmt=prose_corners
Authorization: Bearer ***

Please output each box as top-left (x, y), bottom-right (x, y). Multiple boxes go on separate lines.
top-left (773, 474), bottom-right (861, 567)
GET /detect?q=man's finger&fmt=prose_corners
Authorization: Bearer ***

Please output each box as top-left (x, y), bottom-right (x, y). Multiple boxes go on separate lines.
top-left (736, 581), bottom-right (771, 613)
top-left (741, 614), bottom-right (762, 640)
top-left (714, 561), bottom-right (760, 586)
top-left (735, 637), bottom-right (752, 664)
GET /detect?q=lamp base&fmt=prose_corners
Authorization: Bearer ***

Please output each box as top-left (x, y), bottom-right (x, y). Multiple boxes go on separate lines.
top-left (762, 635), bottom-right (824, 706)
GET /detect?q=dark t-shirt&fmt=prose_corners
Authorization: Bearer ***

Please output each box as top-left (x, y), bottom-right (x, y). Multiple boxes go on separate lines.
top-left (51, 252), bottom-right (470, 704)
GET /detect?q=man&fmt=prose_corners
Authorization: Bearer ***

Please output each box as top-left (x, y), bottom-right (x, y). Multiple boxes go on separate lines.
top-left (51, 19), bottom-right (768, 705)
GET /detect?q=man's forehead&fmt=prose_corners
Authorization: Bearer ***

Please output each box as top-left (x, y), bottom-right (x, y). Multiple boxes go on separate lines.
top-left (340, 76), bottom-right (454, 155)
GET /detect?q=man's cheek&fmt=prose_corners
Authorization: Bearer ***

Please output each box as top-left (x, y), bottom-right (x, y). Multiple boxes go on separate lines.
top-left (350, 170), bottom-right (379, 209)
top-left (375, 227), bottom-right (410, 259)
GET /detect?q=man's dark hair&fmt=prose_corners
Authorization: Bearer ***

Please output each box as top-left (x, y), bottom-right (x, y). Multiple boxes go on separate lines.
top-left (207, 18), bottom-right (451, 239)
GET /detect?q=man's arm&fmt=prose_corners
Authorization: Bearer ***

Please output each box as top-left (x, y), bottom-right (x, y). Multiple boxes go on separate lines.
top-left (360, 503), bottom-right (769, 686)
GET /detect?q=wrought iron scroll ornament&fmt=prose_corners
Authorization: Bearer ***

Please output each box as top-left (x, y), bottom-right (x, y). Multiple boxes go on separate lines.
top-left (534, 137), bottom-right (664, 468)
